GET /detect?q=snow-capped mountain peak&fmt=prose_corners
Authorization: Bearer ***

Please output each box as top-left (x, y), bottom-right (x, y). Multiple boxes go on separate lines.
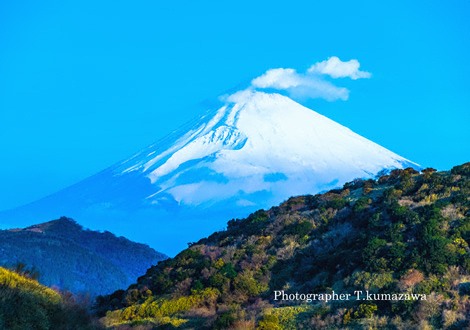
top-left (0, 90), bottom-right (419, 255)
top-left (117, 90), bottom-right (416, 207)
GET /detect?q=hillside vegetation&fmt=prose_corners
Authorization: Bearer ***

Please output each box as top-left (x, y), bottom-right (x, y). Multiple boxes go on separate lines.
top-left (97, 163), bottom-right (470, 329)
top-left (0, 266), bottom-right (98, 329)
top-left (0, 218), bottom-right (167, 296)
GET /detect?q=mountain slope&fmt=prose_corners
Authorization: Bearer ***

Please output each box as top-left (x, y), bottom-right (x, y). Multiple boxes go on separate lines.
top-left (0, 267), bottom-right (99, 329)
top-left (97, 162), bottom-right (470, 329)
top-left (0, 218), bottom-right (167, 296)
top-left (0, 91), bottom-right (418, 255)
top-left (118, 91), bottom-right (417, 206)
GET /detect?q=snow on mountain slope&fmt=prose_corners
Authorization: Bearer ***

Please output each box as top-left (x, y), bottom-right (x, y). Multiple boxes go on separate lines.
top-left (115, 90), bottom-right (416, 207)
top-left (0, 91), bottom-right (419, 255)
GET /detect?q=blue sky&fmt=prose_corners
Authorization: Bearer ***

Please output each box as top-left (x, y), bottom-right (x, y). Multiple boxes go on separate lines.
top-left (0, 0), bottom-right (469, 211)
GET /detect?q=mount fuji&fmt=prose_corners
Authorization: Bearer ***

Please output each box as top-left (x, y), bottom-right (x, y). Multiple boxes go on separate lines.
top-left (0, 90), bottom-right (419, 255)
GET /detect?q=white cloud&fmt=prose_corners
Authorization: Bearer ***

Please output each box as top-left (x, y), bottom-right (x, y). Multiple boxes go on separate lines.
top-left (251, 68), bottom-right (302, 89)
top-left (251, 68), bottom-right (349, 101)
top-left (287, 78), bottom-right (349, 101)
top-left (249, 56), bottom-right (370, 101)
top-left (307, 56), bottom-right (371, 80)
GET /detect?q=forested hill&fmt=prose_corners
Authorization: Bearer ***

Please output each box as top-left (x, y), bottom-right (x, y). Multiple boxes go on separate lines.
top-left (0, 266), bottom-right (99, 329)
top-left (0, 217), bottom-right (167, 296)
top-left (97, 163), bottom-right (470, 329)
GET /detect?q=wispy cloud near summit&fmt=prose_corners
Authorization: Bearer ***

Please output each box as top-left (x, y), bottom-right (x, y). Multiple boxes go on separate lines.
top-left (250, 56), bottom-right (370, 101)
top-left (308, 56), bottom-right (371, 80)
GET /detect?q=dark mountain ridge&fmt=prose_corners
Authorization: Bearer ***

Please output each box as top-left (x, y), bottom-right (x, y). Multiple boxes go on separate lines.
top-left (0, 217), bottom-right (167, 296)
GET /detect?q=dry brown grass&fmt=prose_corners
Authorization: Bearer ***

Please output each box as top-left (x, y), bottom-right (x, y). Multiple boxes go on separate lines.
top-left (399, 269), bottom-right (424, 290)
